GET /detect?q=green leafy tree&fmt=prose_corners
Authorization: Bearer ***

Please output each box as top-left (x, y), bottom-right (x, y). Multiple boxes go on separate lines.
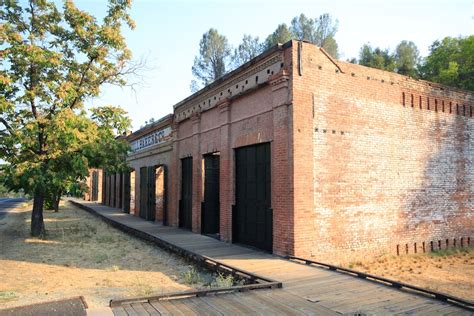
top-left (394, 40), bottom-right (420, 77)
top-left (264, 23), bottom-right (293, 49)
top-left (0, 0), bottom-right (134, 236)
top-left (420, 36), bottom-right (474, 91)
top-left (191, 28), bottom-right (231, 90)
top-left (290, 13), bottom-right (339, 57)
top-left (358, 43), bottom-right (395, 72)
top-left (231, 34), bottom-right (263, 69)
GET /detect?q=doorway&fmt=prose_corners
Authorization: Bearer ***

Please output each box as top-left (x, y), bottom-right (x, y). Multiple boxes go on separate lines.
top-left (234, 143), bottom-right (272, 252)
top-left (201, 153), bottom-right (220, 237)
top-left (180, 157), bottom-right (193, 230)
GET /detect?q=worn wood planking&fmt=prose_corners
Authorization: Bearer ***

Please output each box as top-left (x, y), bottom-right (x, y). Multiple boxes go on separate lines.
top-left (149, 301), bottom-right (172, 316)
top-left (168, 299), bottom-right (199, 316)
top-left (153, 300), bottom-right (187, 316)
top-left (131, 302), bottom-right (152, 315)
top-left (181, 297), bottom-right (223, 316)
top-left (267, 289), bottom-right (340, 316)
top-left (140, 302), bottom-right (161, 316)
top-left (79, 201), bottom-right (468, 316)
top-left (112, 306), bottom-right (129, 316)
top-left (122, 303), bottom-right (140, 316)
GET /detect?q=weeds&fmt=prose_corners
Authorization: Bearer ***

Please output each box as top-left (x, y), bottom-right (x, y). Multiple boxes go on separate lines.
top-left (96, 235), bottom-right (114, 243)
top-left (0, 291), bottom-right (17, 302)
top-left (428, 248), bottom-right (469, 257)
top-left (94, 253), bottom-right (108, 264)
top-left (211, 273), bottom-right (244, 288)
top-left (182, 267), bottom-right (202, 285)
top-left (134, 277), bottom-right (153, 296)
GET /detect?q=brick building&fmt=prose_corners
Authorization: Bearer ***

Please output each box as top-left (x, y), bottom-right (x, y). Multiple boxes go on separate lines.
top-left (86, 40), bottom-right (473, 260)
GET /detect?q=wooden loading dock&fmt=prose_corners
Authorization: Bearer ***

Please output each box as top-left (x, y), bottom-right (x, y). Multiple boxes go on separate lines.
top-left (71, 200), bottom-right (473, 315)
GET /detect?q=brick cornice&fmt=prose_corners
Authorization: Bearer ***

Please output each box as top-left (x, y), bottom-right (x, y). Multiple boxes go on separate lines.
top-left (269, 70), bottom-right (290, 92)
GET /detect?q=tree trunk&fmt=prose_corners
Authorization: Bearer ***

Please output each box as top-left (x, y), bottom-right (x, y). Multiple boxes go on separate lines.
top-left (53, 190), bottom-right (61, 212)
top-left (31, 190), bottom-right (45, 237)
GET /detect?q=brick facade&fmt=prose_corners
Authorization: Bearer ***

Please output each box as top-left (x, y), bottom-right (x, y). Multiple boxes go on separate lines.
top-left (86, 40), bottom-right (473, 260)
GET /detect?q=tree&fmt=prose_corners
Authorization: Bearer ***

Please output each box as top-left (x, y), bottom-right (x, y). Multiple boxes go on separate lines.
top-left (290, 14), bottom-right (316, 42)
top-left (231, 34), bottom-right (263, 69)
top-left (191, 28), bottom-right (231, 89)
top-left (0, 0), bottom-right (135, 236)
top-left (264, 23), bottom-right (293, 49)
top-left (289, 13), bottom-right (339, 57)
top-left (358, 43), bottom-right (395, 72)
top-left (420, 36), bottom-right (474, 91)
top-left (394, 40), bottom-right (420, 77)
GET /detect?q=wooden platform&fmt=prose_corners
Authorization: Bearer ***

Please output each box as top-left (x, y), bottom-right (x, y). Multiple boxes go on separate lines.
top-left (71, 200), bottom-right (471, 315)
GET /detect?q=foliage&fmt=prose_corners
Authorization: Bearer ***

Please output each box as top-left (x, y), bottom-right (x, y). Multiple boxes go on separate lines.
top-left (0, 0), bottom-right (134, 236)
top-left (358, 43), bottom-right (396, 72)
top-left (264, 23), bottom-right (293, 49)
top-left (191, 28), bottom-right (231, 89)
top-left (394, 41), bottom-right (420, 77)
top-left (191, 13), bottom-right (339, 91)
top-left (290, 13), bottom-right (339, 57)
top-left (231, 34), bottom-right (263, 69)
top-left (182, 266), bottom-right (202, 285)
top-left (420, 36), bottom-right (474, 91)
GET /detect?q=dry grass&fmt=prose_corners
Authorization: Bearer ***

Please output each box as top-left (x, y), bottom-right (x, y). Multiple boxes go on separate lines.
top-left (343, 248), bottom-right (474, 301)
top-left (0, 201), bottom-right (219, 308)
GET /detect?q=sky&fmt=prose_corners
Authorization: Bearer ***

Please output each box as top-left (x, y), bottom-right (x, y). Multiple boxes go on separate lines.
top-left (78, 0), bottom-right (473, 130)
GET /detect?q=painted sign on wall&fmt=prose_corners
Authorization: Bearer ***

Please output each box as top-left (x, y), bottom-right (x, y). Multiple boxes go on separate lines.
top-left (130, 126), bottom-right (172, 152)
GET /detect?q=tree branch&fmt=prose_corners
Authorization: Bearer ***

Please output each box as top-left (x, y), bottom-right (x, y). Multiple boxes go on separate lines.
top-left (0, 118), bottom-right (12, 133)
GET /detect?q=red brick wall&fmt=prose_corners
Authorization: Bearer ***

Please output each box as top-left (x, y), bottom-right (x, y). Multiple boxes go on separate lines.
top-left (171, 47), bottom-right (294, 251)
top-left (293, 41), bottom-right (474, 261)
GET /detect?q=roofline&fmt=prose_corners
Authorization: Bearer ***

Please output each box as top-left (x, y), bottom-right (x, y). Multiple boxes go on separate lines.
top-left (126, 114), bottom-right (173, 142)
top-left (173, 40), bottom-right (293, 111)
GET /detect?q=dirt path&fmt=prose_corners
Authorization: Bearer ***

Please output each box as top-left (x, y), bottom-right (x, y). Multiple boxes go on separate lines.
top-left (341, 248), bottom-right (474, 301)
top-left (0, 201), bottom-right (215, 308)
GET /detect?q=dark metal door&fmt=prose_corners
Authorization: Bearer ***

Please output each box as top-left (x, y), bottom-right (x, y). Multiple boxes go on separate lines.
top-left (91, 171), bottom-right (99, 201)
top-left (180, 157), bottom-right (193, 230)
top-left (202, 154), bottom-right (220, 235)
top-left (139, 167), bottom-right (147, 219)
top-left (147, 166), bottom-right (156, 221)
top-left (111, 174), bottom-right (116, 208)
top-left (234, 143), bottom-right (272, 252)
top-left (107, 174), bottom-right (112, 207)
top-left (118, 173), bottom-right (123, 209)
top-left (123, 171), bottom-right (131, 213)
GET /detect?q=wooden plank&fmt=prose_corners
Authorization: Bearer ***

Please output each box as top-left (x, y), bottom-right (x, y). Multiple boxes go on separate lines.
top-left (327, 292), bottom-right (409, 314)
top-left (266, 289), bottom-right (339, 316)
top-left (112, 306), bottom-right (128, 316)
top-left (442, 308), bottom-right (473, 316)
top-left (251, 290), bottom-right (307, 315)
top-left (353, 295), bottom-right (423, 314)
top-left (168, 299), bottom-right (199, 316)
top-left (401, 303), bottom-right (463, 316)
top-left (182, 297), bottom-right (222, 316)
top-left (154, 300), bottom-right (186, 316)
top-left (131, 303), bottom-right (151, 315)
top-left (218, 292), bottom-right (266, 314)
top-left (229, 291), bottom-right (290, 315)
top-left (149, 301), bottom-right (172, 316)
top-left (305, 282), bottom-right (387, 304)
top-left (287, 278), bottom-right (371, 296)
top-left (200, 294), bottom-right (255, 315)
top-left (122, 303), bottom-right (139, 316)
top-left (141, 303), bottom-right (161, 316)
